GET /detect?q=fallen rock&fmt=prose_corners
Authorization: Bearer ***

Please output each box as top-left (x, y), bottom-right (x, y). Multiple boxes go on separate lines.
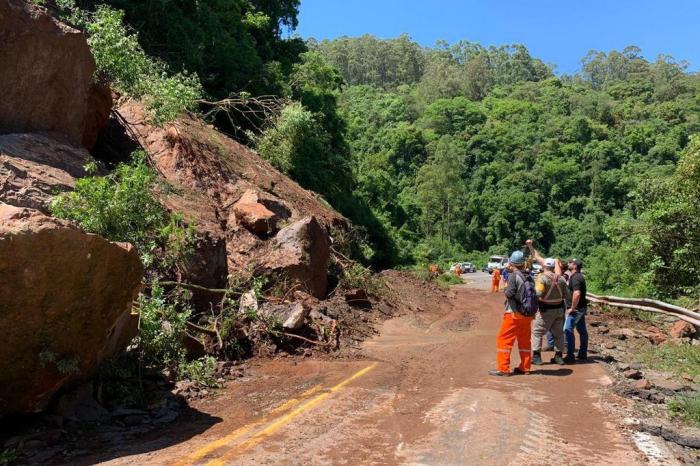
top-left (0, 205), bottom-right (143, 414)
top-left (260, 302), bottom-right (309, 330)
top-left (344, 288), bottom-right (371, 309)
top-left (624, 369), bottom-right (643, 380)
top-left (651, 379), bottom-right (689, 394)
top-left (293, 290), bottom-right (320, 310)
top-left (0, 133), bottom-right (93, 213)
top-left (258, 217), bottom-right (330, 299)
top-left (0, 0), bottom-right (110, 148)
top-left (231, 190), bottom-right (280, 236)
top-left (239, 290), bottom-right (259, 314)
top-left (633, 379), bottom-right (651, 390)
top-left (669, 320), bottom-right (697, 339)
top-left (646, 332), bottom-right (666, 345)
top-left (609, 328), bottom-right (637, 340)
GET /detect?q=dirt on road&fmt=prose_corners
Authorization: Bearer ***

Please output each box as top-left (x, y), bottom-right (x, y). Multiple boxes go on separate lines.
top-left (70, 273), bottom-right (656, 465)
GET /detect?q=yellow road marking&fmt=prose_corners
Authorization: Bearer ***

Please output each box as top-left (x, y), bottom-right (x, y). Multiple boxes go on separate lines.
top-left (203, 362), bottom-right (379, 466)
top-left (175, 384), bottom-right (322, 466)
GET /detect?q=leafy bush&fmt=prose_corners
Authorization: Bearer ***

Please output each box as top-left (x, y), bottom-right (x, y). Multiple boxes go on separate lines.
top-left (436, 273), bottom-right (463, 288)
top-left (136, 282), bottom-right (191, 367)
top-left (179, 356), bottom-right (219, 387)
top-left (57, 2), bottom-right (202, 124)
top-left (339, 263), bottom-right (386, 297)
top-left (50, 151), bottom-right (193, 268)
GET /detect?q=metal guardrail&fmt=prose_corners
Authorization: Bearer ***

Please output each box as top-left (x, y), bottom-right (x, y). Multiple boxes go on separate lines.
top-left (588, 293), bottom-right (700, 327)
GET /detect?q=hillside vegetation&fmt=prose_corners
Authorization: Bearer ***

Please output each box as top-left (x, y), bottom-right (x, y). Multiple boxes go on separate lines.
top-left (52, 1), bottom-right (700, 301)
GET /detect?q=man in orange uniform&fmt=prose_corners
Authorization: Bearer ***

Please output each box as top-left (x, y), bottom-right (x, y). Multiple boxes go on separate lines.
top-left (489, 250), bottom-right (534, 376)
top-left (491, 267), bottom-right (501, 292)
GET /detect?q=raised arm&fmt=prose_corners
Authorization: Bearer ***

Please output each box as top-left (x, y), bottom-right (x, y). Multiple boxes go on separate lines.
top-left (525, 239), bottom-right (544, 266)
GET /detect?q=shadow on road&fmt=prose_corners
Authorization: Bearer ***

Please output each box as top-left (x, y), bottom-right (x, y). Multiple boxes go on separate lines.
top-left (530, 368), bottom-right (574, 377)
top-left (54, 405), bottom-right (222, 465)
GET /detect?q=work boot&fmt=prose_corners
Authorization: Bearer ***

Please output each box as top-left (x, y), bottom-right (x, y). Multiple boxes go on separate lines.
top-left (532, 351), bottom-right (543, 365)
top-left (488, 369), bottom-right (510, 377)
top-left (551, 352), bottom-right (565, 365)
top-left (563, 354), bottom-right (576, 364)
top-left (512, 367), bottom-right (530, 375)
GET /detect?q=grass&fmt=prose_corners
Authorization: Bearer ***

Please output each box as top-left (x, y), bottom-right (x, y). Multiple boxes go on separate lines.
top-left (668, 393), bottom-right (700, 427)
top-left (639, 343), bottom-right (700, 379)
top-left (436, 273), bottom-right (463, 288)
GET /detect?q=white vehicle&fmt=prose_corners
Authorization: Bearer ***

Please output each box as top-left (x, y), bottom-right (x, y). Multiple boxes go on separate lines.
top-left (485, 255), bottom-right (508, 274)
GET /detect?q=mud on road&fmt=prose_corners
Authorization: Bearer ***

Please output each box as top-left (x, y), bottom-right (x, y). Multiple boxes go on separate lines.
top-left (78, 273), bottom-right (651, 465)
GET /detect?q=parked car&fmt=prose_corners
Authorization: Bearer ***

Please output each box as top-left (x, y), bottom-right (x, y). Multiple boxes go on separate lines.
top-left (461, 262), bottom-right (476, 273)
top-left (484, 255), bottom-right (508, 274)
top-left (449, 262), bottom-right (477, 274)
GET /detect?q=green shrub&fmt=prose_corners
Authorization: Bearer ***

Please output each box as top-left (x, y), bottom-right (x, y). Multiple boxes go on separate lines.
top-left (179, 356), bottom-right (219, 387)
top-left (136, 282), bottom-right (191, 367)
top-left (669, 393), bottom-right (700, 426)
top-left (50, 151), bottom-right (194, 268)
top-left (57, 2), bottom-right (202, 124)
top-left (0, 449), bottom-right (17, 466)
top-left (436, 273), bottom-right (463, 288)
top-left (339, 263), bottom-right (386, 297)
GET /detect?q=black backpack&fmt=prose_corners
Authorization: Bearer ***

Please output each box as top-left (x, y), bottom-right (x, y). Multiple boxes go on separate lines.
top-left (514, 271), bottom-right (539, 316)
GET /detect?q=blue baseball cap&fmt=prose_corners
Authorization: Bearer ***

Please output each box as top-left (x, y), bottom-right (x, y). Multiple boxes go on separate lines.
top-left (509, 250), bottom-right (525, 265)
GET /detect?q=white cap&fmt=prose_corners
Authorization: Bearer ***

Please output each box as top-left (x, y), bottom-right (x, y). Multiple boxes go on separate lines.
top-left (544, 258), bottom-right (556, 268)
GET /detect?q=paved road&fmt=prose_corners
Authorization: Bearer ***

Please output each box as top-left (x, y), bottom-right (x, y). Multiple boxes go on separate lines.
top-left (92, 273), bottom-right (650, 465)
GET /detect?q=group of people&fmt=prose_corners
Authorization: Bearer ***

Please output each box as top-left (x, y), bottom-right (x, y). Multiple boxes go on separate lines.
top-left (489, 240), bottom-right (588, 376)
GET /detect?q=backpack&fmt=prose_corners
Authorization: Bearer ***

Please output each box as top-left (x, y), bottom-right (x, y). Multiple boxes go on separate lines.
top-left (514, 271), bottom-right (539, 316)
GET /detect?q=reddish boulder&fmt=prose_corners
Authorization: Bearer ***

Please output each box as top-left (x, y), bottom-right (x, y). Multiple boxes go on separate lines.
top-left (669, 320), bottom-right (697, 339)
top-left (231, 190), bottom-right (279, 236)
top-left (258, 217), bottom-right (330, 299)
top-left (0, 1), bottom-right (111, 148)
top-left (0, 204), bottom-right (143, 414)
top-left (0, 133), bottom-right (92, 213)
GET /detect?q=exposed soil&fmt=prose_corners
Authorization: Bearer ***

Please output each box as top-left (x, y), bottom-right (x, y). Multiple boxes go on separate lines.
top-left (8, 272), bottom-right (669, 465)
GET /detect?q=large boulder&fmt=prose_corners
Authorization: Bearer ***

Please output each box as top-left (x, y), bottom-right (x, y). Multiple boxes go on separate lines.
top-left (258, 217), bottom-right (330, 299)
top-left (0, 133), bottom-right (92, 213)
top-left (230, 189), bottom-right (282, 237)
top-left (0, 0), bottom-right (111, 148)
top-left (0, 204), bottom-right (143, 414)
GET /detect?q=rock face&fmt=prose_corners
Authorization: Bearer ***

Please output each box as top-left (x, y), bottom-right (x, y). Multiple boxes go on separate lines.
top-left (0, 0), bottom-right (111, 148)
top-left (0, 204), bottom-right (143, 414)
top-left (258, 217), bottom-right (330, 299)
top-left (669, 320), bottom-right (697, 339)
top-left (0, 133), bottom-right (93, 213)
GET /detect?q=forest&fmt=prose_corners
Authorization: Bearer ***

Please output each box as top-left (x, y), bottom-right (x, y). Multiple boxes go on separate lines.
top-left (54, 0), bottom-right (700, 302)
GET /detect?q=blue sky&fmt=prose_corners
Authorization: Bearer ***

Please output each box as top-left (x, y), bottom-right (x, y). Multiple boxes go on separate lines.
top-left (294, 0), bottom-right (698, 74)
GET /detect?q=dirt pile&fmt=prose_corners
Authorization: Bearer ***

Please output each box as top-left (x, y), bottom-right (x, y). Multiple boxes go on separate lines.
top-left (0, 0), bottom-right (111, 149)
top-left (0, 205), bottom-right (143, 414)
top-left (114, 101), bottom-right (347, 298)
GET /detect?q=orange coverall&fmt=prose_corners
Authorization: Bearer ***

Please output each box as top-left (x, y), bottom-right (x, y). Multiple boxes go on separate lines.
top-left (496, 312), bottom-right (533, 373)
top-left (491, 268), bottom-right (501, 292)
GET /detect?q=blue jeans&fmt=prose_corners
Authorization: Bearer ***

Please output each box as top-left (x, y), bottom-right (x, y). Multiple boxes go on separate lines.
top-left (547, 310), bottom-right (588, 357)
top-left (564, 309), bottom-right (588, 358)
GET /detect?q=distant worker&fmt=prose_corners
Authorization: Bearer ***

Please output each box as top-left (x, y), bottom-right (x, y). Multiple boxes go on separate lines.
top-left (489, 250), bottom-right (536, 377)
top-left (531, 258), bottom-right (570, 365)
top-left (455, 264), bottom-right (462, 278)
top-left (491, 267), bottom-right (501, 292)
top-left (429, 264), bottom-right (440, 279)
top-left (564, 258), bottom-right (589, 363)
